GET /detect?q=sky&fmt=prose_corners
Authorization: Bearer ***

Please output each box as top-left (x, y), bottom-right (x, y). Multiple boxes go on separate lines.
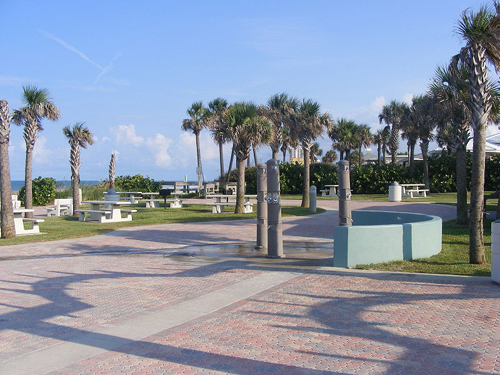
top-left (1, 0), bottom-right (497, 182)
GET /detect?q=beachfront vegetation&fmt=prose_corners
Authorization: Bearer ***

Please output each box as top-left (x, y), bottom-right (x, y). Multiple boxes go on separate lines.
top-left (12, 86), bottom-right (60, 218)
top-left (19, 177), bottom-right (56, 206)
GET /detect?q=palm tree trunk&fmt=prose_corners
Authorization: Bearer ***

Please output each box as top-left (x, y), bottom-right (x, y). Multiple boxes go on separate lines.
top-left (456, 145), bottom-right (468, 225)
top-left (24, 146), bottom-right (34, 218)
top-left (0, 141), bottom-right (15, 238)
top-left (301, 146), bottom-right (310, 208)
top-left (72, 174), bottom-right (80, 214)
top-left (227, 144), bottom-right (235, 182)
top-left (409, 142), bottom-right (415, 177)
top-left (195, 132), bottom-right (203, 191)
top-left (253, 145), bottom-right (258, 166)
top-left (377, 143), bottom-right (381, 166)
top-left (235, 157), bottom-right (246, 214)
top-left (358, 145), bottom-right (362, 166)
top-left (218, 141), bottom-right (225, 179)
top-left (469, 123), bottom-right (487, 264)
top-left (420, 141), bottom-right (430, 190)
top-left (272, 148), bottom-right (279, 160)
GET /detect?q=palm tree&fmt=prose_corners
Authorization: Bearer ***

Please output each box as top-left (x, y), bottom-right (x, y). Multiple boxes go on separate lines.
top-left (0, 100), bottom-right (15, 238)
top-left (329, 118), bottom-right (358, 161)
top-left (379, 100), bottom-right (408, 164)
top-left (182, 101), bottom-right (208, 191)
top-left (12, 86), bottom-right (60, 217)
top-left (309, 142), bottom-right (323, 163)
top-left (207, 98), bottom-right (229, 179)
top-left (290, 99), bottom-right (332, 208)
top-left (430, 64), bottom-right (471, 224)
top-left (373, 129), bottom-right (389, 166)
top-left (224, 102), bottom-right (272, 213)
top-left (403, 97), bottom-right (424, 177)
top-left (322, 150), bottom-right (338, 163)
top-left (109, 152), bottom-right (116, 189)
top-left (63, 123), bottom-right (94, 213)
top-left (355, 124), bottom-right (373, 167)
top-left (456, 3), bottom-right (500, 264)
top-left (266, 93), bottom-right (299, 160)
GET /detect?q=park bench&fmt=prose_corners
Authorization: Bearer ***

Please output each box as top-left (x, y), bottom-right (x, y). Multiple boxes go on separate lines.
top-left (120, 209), bottom-right (137, 221)
top-left (74, 209), bottom-right (111, 222)
top-left (209, 201), bottom-right (253, 214)
top-left (46, 198), bottom-right (73, 217)
top-left (406, 189), bottom-right (429, 198)
top-left (21, 218), bottom-right (44, 233)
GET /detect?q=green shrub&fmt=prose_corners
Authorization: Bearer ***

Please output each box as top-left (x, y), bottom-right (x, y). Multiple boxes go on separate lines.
top-left (18, 177), bottom-right (56, 206)
top-left (114, 174), bottom-right (160, 192)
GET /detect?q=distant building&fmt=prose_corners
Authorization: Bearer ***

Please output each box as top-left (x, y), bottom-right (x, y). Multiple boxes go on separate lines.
top-left (290, 147), bottom-right (304, 164)
top-left (467, 133), bottom-right (500, 156)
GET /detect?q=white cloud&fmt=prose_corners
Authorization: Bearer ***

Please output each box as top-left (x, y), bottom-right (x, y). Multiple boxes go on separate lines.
top-left (33, 136), bottom-right (53, 164)
top-left (370, 96), bottom-right (386, 113)
top-left (146, 133), bottom-right (173, 167)
top-left (402, 93), bottom-right (414, 105)
top-left (110, 124), bottom-right (144, 146)
top-left (101, 136), bottom-right (110, 142)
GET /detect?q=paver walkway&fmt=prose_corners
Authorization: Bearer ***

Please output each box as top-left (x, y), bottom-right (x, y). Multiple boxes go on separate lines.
top-left (0, 200), bottom-right (498, 374)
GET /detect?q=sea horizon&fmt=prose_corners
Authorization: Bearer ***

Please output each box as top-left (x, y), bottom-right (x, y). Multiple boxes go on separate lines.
top-left (10, 180), bottom-right (103, 192)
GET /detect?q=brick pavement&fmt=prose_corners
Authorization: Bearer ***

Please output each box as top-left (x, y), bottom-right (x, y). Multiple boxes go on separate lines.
top-left (1, 200), bottom-right (498, 374)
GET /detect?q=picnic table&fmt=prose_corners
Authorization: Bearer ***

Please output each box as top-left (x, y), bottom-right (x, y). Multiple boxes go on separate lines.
top-left (400, 184), bottom-right (429, 198)
top-left (115, 191), bottom-right (142, 204)
top-left (141, 192), bottom-right (183, 208)
top-left (13, 208), bottom-right (44, 235)
top-left (76, 201), bottom-right (136, 223)
top-left (320, 185), bottom-right (338, 197)
top-left (207, 194), bottom-right (256, 213)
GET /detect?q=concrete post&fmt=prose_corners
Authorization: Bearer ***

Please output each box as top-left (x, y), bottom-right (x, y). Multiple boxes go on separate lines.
top-left (338, 160), bottom-right (352, 226)
top-left (309, 185), bottom-right (317, 213)
top-left (256, 163), bottom-right (268, 250)
top-left (492, 220), bottom-right (500, 284)
top-left (266, 159), bottom-right (284, 258)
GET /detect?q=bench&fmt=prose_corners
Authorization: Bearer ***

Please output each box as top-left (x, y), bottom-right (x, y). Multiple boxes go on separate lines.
top-left (320, 189), bottom-right (333, 197)
top-left (22, 218), bottom-right (44, 233)
top-left (120, 209), bottom-right (137, 221)
top-left (47, 198), bottom-right (73, 217)
top-left (484, 191), bottom-right (500, 219)
top-left (406, 189), bottom-right (429, 198)
top-left (141, 199), bottom-right (163, 208)
top-left (74, 209), bottom-right (111, 222)
top-left (209, 201), bottom-right (253, 214)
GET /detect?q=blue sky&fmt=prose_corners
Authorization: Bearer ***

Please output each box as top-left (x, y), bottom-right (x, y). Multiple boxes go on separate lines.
top-left (1, 0), bottom-right (494, 182)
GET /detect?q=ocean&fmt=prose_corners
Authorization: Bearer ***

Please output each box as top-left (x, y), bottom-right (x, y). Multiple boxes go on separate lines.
top-left (10, 180), bottom-right (102, 192)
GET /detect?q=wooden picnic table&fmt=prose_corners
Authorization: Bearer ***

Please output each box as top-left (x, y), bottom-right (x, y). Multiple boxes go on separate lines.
top-left (77, 201), bottom-right (136, 223)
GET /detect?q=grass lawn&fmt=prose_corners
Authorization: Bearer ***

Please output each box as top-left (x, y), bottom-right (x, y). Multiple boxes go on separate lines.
top-left (0, 204), bottom-right (322, 246)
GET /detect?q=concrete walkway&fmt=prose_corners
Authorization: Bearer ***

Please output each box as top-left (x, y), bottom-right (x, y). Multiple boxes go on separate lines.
top-left (0, 200), bottom-right (499, 374)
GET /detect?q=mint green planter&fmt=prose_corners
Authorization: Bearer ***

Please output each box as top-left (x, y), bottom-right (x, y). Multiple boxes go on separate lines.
top-left (333, 210), bottom-right (442, 268)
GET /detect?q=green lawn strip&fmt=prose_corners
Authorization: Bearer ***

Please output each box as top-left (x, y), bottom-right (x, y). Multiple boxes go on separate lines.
top-left (0, 204), bottom-right (324, 246)
top-left (355, 219), bottom-right (493, 277)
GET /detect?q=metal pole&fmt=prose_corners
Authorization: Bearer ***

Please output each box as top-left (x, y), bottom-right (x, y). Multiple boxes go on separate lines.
top-left (256, 163), bottom-right (268, 250)
top-left (266, 159), bottom-right (284, 258)
top-left (338, 160), bottom-right (352, 226)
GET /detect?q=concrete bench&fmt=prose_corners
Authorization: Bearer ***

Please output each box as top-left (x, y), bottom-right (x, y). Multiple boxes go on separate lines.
top-left (320, 189), bottom-right (331, 197)
top-left (120, 209), bottom-right (137, 221)
top-left (22, 218), bottom-right (44, 233)
top-left (142, 199), bottom-right (183, 208)
top-left (209, 201), bottom-right (253, 214)
top-left (406, 189), bottom-right (429, 198)
top-left (74, 209), bottom-right (111, 222)
top-left (47, 198), bottom-right (73, 217)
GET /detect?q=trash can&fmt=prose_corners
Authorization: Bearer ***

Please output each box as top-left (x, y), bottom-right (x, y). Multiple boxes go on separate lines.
top-left (492, 220), bottom-right (500, 284)
top-left (388, 181), bottom-right (402, 202)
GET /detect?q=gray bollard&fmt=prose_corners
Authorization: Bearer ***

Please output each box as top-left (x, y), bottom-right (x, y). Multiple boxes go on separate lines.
top-left (309, 185), bottom-right (317, 213)
top-left (266, 159), bottom-right (284, 258)
top-left (338, 160), bottom-right (352, 226)
top-left (256, 163), bottom-right (268, 250)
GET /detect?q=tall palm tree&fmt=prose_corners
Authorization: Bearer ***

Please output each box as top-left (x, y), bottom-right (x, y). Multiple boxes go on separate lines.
top-left (355, 124), bottom-right (373, 167)
top-left (309, 142), bottom-right (323, 163)
top-left (63, 123), bottom-right (94, 213)
top-left (109, 152), bottom-right (116, 189)
top-left (373, 129), bottom-right (389, 166)
top-left (12, 86), bottom-right (60, 217)
top-left (379, 100), bottom-right (408, 164)
top-left (290, 99), bottom-right (332, 208)
top-left (225, 102), bottom-right (272, 213)
top-left (456, 3), bottom-right (500, 264)
top-left (403, 97), bottom-right (424, 177)
top-left (207, 98), bottom-right (229, 179)
top-left (329, 118), bottom-right (358, 161)
top-left (182, 101), bottom-right (208, 191)
top-left (0, 100), bottom-right (15, 238)
top-left (266, 93), bottom-right (300, 160)
top-left (430, 64), bottom-right (471, 224)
